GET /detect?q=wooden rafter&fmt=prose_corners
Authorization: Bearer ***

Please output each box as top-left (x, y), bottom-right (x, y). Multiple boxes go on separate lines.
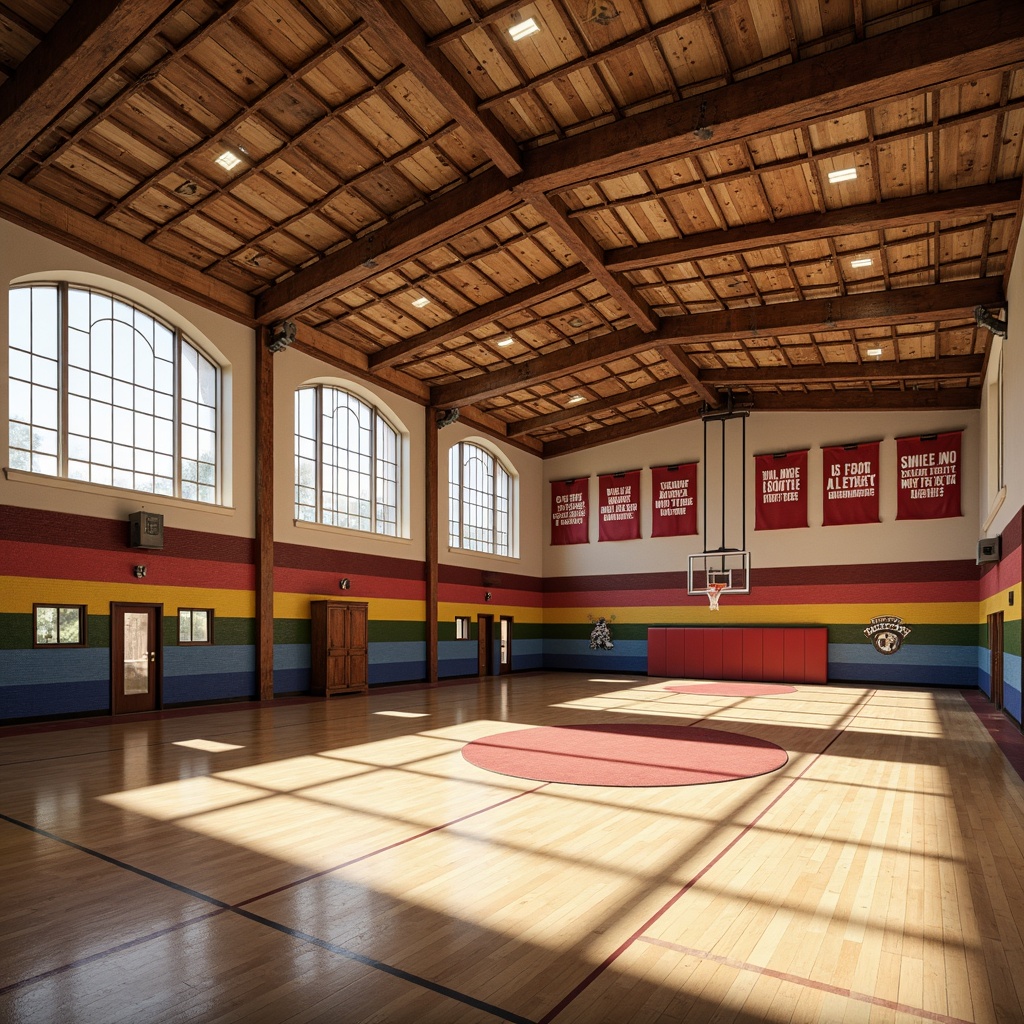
top-left (430, 278), bottom-right (1003, 408)
top-left (699, 356), bottom-right (985, 385)
top-left (349, 0), bottom-right (521, 177)
top-left (659, 346), bottom-right (720, 407)
top-left (0, 0), bottom-right (172, 172)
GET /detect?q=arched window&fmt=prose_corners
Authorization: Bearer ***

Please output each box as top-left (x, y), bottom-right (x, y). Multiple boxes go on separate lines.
top-left (295, 385), bottom-right (400, 536)
top-left (8, 283), bottom-right (221, 503)
top-left (448, 441), bottom-right (513, 556)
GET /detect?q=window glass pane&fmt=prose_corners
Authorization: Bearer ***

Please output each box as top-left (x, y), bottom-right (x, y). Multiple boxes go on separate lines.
top-left (58, 607), bottom-right (81, 644)
top-left (36, 606), bottom-right (57, 644)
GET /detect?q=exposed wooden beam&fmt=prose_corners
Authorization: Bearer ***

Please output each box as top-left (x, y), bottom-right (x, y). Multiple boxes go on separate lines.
top-left (604, 181), bottom-right (1023, 273)
top-left (701, 355), bottom-right (986, 385)
top-left (525, 0), bottom-right (1024, 192)
top-left (369, 265), bottom-right (590, 370)
top-left (660, 345), bottom-right (720, 406)
top-left (349, 0), bottom-right (521, 177)
top-left (540, 386), bottom-right (981, 457)
top-left (541, 402), bottom-right (704, 458)
top-left (0, 178), bottom-right (255, 323)
top-left (522, 190), bottom-right (657, 331)
top-left (506, 378), bottom-right (683, 437)
top-left (256, 168), bottom-right (518, 323)
top-left (255, 326), bottom-right (275, 701)
top-left (430, 278), bottom-right (1003, 408)
top-left (0, 0), bottom-right (170, 172)
top-left (748, 389), bottom-right (980, 412)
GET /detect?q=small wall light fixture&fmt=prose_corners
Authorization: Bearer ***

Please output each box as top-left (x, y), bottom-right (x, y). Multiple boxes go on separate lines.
top-left (133, 565), bottom-right (147, 579)
top-left (485, 592), bottom-right (492, 602)
top-left (339, 578), bottom-right (351, 590)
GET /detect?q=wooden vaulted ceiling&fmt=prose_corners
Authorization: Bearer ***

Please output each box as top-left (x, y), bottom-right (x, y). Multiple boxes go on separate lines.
top-left (0, 0), bottom-right (1021, 456)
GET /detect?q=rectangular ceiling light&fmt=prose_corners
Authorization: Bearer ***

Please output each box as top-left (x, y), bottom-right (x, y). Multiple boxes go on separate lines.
top-left (509, 17), bottom-right (540, 40)
top-left (567, 394), bottom-right (585, 404)
top-left (411, 296), bottom-right (430, 308)
top-left (827, 167), bottom-right (858, 184)
top-left (850, 258), bottom-right (873, 268)
top-left (866, 347), bottom-right (883, 357)
top-left (497, 337), bottom-right (515, 347)
top-left (215, 150), bottom-right (242, 171)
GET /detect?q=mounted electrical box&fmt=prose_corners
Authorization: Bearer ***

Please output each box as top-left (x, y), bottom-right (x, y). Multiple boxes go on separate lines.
top-left (977, 537), bottom-right (1000, 565)
top-left (129, 511), bottom-right (164, 549)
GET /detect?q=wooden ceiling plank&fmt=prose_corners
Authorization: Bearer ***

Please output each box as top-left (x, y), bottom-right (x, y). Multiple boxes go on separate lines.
top-left (540, 401), bottom-right (704, 457)
top-left (430, 277), bottom-right (1003, 408)
top-left (524, 0), bottom-right (1024, 192)
top-left (524, 189), bottom-right (657, 330)
top-left (506, 377), bottom-right (682, 436)
top-left (701, 355), bottom-right (985, 385)
top-left (660, 344), bottom-right (720, 406)
top-left (0, 176), bottom-right (254, 322)
top-left (0, 0), bottom-right (173, 173)
top-left (349, 0), bottom-right (521, 177)
top-left (255, 167), bottom-right (519, 322)
top-left (369, 264), bottom-right (590, 369)
top-left (604, 180), bottom-right (1022, 272)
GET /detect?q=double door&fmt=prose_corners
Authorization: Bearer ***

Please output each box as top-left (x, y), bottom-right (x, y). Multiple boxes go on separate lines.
top-left (310, 600), bottom-right (368, 696)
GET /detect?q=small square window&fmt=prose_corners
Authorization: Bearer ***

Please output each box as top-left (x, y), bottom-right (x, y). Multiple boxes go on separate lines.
top-left (455, 616), bottom-right (471, 640)
top-left (178, 608), bottom-right (214, 645)
top-left (34, 605), bottom-right (87, 647)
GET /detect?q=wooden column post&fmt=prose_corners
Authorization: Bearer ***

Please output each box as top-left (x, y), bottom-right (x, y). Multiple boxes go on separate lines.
top-left (426, 407), bottom-right (439, 685)
top-left (255, 326), bottom-right (275, 700)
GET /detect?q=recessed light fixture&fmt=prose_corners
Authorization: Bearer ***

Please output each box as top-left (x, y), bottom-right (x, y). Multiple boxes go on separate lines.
top-left (215, 150), bottom-right (242, 171)
top-left (509, 16), bottom-right (540, 40)
top-left (850, 258), bottom-right (873, 268)
top-left (866, 347), bottom-right (883, 357)
top-left (496, 337), bottom-right (515, 347)
top-left (567, 394), bottom-right (585, 404)
top-left (568, 316), bottom-right (585, 328)
top-left (827, 167), bottom-right (858, 184)
top-left (411, 296), bottom-right (430, 308)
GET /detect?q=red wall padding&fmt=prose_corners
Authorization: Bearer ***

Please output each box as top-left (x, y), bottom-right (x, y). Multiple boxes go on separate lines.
top-left (649, 627), bottom-right (828, 684)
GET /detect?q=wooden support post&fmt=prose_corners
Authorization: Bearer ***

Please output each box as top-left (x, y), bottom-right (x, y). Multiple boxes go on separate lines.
top-left (426, 407), bottom-right (439, 686)
top-left (255, 327), bottom-right (275, 700)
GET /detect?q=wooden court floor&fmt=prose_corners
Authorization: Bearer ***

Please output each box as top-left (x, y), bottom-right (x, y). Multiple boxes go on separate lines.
top-left (3, 672), bottom-right (1024, 1024)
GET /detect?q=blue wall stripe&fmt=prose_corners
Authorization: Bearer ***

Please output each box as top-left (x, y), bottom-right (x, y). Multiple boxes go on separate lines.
top-left (0, 649), bottom-right (110, 686)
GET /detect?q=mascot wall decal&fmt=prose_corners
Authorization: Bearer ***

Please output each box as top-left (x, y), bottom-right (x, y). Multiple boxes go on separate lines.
top-left (588, 614), bottom-right (616, 650)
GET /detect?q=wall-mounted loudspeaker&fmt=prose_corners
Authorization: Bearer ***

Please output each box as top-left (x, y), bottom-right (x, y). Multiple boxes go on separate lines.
top-left (129, 511), bottom-right (164, 550)
top-left (977, 537), bottom-right (1000, 565)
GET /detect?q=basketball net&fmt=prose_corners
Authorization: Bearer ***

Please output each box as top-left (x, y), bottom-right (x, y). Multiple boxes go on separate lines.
top-left (706, 582), bottom-right (727, 611)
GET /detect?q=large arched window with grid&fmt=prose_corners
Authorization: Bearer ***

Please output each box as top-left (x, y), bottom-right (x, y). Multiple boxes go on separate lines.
top-left (8, 282), bottom-right (221, 503)
top-left (448, 441), bottom-right (513, 557)
top-left (294, 385), bottom-right (400, 536)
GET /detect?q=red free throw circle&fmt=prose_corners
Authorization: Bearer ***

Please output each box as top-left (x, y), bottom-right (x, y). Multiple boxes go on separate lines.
top-left (462, 723), bottom-right (787, 787)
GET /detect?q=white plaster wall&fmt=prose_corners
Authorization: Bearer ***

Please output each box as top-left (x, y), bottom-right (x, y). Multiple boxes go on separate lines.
top-left (273, 347), bottom-right (427, 561)
top-left (544, 407), bottom-right (980, 578)
top-left (981, 244), bottom-right (1023, 537)
top-left (438, 420), bottom-right (545, 580)
top-left (0, 219), bottom-right (256, 537)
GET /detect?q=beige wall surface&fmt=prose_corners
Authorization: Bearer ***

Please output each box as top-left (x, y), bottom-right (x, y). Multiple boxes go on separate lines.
top-left (0, 219), bottom-right (256, 537)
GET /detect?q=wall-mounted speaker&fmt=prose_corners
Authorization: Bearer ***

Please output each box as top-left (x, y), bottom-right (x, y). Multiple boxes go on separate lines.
top-left (129, 511), bottom-right (164, 550)
top-left (977, 537), bottom-right (1000, 565)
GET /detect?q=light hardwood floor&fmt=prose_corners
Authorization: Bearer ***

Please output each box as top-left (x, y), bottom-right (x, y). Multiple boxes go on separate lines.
top-left (2, 673), bottom-right (1024, 1023)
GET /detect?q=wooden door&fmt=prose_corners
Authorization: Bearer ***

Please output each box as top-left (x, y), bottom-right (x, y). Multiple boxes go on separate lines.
top-left (311, 601), bottom-right (368, 696)
top-left (111, 603), bottom-right (161, 715)
top-left (988, 611), bottom-right (1004, 710)
top-left (477, 614), bottom-right (493, 676)
top-left (499, 616), bottom-right (513, 674)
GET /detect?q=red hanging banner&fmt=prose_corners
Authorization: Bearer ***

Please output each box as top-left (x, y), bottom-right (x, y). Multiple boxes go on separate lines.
top-left (550, 478), bottom-right (589, 545)
top-left (598, 470), bottom-right (641, 542)
top-left (755, 449), bottom-right (808, 531)
top-left (896, 431), bottom-right (962, 521)
top-left (822, 442), bottom-right (880, 526)
top-left (650, 463), bottom-right (698, 537)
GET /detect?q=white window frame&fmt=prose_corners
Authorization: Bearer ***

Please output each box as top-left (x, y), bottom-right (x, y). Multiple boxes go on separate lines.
top-left (294, 384), bottom-right (402, 536)
top-left (448, 439), bottom-right (517, 558)
top-left (8, 281), bottom-right (222, 504)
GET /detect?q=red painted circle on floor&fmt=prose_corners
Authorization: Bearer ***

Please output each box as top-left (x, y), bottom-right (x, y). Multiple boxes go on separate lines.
top-left (665, 683), bottom-right (797, 696)
top-left (462, 723), bottom-right (787, 787)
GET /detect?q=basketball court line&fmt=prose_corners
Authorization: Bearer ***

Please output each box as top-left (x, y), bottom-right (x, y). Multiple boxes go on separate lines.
top-left (634, 935), bottom-right (976, 1024)
top-left (535, 689), bottom-right (873, 1024)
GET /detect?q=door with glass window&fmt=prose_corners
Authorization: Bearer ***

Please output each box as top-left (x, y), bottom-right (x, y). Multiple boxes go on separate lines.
top-left (499, 616), bottom-right (513, 674)
top-left (111, 603), bottom-right (162, 714)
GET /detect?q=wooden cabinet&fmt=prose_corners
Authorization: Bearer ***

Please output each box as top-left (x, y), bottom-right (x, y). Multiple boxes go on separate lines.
top-left (310, 601), bottom-right (369, 697)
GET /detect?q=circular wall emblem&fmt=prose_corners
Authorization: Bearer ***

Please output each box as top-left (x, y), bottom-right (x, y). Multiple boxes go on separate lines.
top-left (864, 615), bottom-right (911, 655)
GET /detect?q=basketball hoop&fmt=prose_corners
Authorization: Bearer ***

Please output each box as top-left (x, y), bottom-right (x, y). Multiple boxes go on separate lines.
top-left (706, 582), bottom-right (727, 611)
